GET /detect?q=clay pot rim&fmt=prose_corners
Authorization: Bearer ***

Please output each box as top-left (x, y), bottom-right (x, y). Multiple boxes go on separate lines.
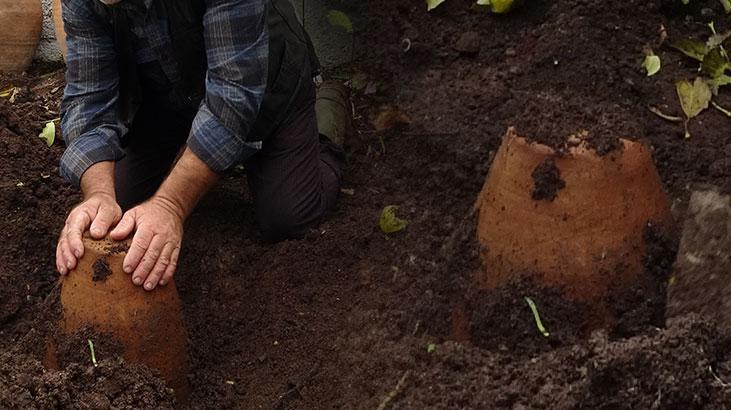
top-left (504, 126), bottom-right (643, 161)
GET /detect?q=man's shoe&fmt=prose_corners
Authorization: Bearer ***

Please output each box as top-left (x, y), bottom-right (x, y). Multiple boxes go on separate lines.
top-left (315, 80), bottom-right (352, 147)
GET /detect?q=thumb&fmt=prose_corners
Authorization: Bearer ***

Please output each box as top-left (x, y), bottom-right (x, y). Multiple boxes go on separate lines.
top-left (110, 210), bottom-right (136, 241)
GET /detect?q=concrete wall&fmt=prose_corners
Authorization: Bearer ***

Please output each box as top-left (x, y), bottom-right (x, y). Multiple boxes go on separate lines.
top-left (36, 0), bottom-right (353, 68)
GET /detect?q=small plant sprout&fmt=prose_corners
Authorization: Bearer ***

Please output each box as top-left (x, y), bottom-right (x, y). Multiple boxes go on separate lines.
top-left (427, 343), bottom-right (436, 353)
top-left (642, 47), bottom-right (661, 76)
top-left (87, 339), bottom-right (98, 367)
top-left (524, 297), bottom-right (550, 337)
top-left (38, 121), bottom-right (56, 147)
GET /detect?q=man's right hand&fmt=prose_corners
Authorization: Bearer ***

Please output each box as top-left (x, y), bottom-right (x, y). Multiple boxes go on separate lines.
top-left (56, 192), bottom-right (122, 275)
top-left (56, 161), bottom-right (119, 275)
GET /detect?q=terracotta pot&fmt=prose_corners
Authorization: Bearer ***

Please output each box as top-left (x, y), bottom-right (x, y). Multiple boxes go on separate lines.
top-left (0, 0), bottom-right (43, 72)
top-left (52, 0), bottom-right (67, 59)
top-left (58, 236), bottom-right (190, 403)
top-left (474, 127), bottom-right (672, 324)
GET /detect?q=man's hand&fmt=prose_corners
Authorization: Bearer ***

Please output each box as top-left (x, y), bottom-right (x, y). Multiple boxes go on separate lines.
top-left (110, 147), bottom-right (219, 290)
top-left (56, 193), bottom-right (122, 275)
top-left (110, 197), bottom-right (184, 291)
top-left (57, 162), bottom-right (119, 275)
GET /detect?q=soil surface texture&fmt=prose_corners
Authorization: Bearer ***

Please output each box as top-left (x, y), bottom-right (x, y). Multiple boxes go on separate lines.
top-left (1, 0), bottom-right (731, 408)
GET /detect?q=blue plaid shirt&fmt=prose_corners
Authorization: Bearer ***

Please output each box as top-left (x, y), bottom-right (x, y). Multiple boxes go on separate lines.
top-left (59, 0), bottom-right (269, 187)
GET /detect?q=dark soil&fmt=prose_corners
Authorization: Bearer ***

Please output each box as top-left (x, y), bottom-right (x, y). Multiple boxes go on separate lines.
top-left (531, 157), bottom-right (566, 201)
top-left (1, 0), bottom-right (730, 408)
top-left (53, 326), bottom-right (125, 370)
top-left (92, 257), bottom-right (112, 282)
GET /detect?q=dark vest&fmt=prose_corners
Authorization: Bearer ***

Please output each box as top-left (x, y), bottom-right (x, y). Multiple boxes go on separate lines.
top-left (91, 0), bottom-right (320, 143)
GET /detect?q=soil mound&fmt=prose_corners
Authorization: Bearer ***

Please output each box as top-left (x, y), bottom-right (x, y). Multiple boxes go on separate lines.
top-left (394, 315), bottom-right (731, 408)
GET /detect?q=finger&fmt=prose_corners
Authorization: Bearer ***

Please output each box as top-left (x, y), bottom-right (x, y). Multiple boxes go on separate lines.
top-left (90, 204), bottom-right (119, 239)
top-left (159, 246), bottom-right (180, 286)
top-left (144, 242), bottom-right (174, 291)
top-left (59, 237), bottom-right (78, 272)
top-left (110, 210), bottom-right (136, 241)
top-left (56, 241), bottom-right (67, 275)
top-left (123, 223), bottom-right (151, 275)
top-left (67, 209), bottom-right (94, 259)
top-left (132, 235), bottom-right (165, 287)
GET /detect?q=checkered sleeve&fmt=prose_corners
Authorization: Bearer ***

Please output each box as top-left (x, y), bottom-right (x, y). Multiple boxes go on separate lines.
top-left (187, 0), bottom-right (269, 172)
top-left (59, 0), bottom-right (127, 187)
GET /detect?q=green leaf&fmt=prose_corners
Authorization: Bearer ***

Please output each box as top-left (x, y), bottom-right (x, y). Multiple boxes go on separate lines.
top-left (681, 0), bottom-right (690, 4)
top-left (426, 0), bottom-right (447, 11)
top-left (426, 343), bottom-right (436, 353)
top-left (642, 54), bottom-right (661, 76)
top-left (524, 297), bottom-right (550, 337)
top-left (709, 74), bottom-right (731, 90)
top-left (38, 121), bottom-right (55, 147)
top-left (676, 78), bottom-right (712, 120)
top-left (701, 47), bottom-right (730, 78)
top-left (475, 0), bottom-right (519, 13)
top-left (706, 31), bottom-right (731, 49)
top-left (379, 205), bottom-right (408, 234)
top-left (671, 39), bottom-right (709, 62)
top-left (720, 0), bottom-right (731, 13)
top-left (326, 10), bottom-right (353, 33)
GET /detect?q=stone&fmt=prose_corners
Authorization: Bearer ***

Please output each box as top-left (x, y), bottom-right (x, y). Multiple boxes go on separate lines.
top-left (667, 186), bottom-right (731, 331)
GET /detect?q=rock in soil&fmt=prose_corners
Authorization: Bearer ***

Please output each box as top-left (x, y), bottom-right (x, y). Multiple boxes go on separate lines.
top-left (668, 186), bottom-right (731, 331)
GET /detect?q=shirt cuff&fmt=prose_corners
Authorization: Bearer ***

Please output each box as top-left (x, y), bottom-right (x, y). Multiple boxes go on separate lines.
top-left (59, 128), bottom-right (125, 187)
top-left (187, 104), bottom-right (261, 173)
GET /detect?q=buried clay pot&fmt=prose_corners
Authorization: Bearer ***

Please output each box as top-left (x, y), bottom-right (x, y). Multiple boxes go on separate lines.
top-left (474, 127), bottom-right (673, 328)
top-left (55, 236), bottom-right (190, 403)
top-left (52, 0), bottom-right (67, 60)
top-left (0, 0), bottom-right (43, 72)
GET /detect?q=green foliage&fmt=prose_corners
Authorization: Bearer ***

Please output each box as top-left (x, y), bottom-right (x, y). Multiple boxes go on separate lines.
top-left (676, 78), bottom-right (712, 138)
top-left (670, 23), bottom-right (731, 137)
top-left (38, 121), bottom-right (56, 147)
top-left (379, 205), bottom-right (408, 234)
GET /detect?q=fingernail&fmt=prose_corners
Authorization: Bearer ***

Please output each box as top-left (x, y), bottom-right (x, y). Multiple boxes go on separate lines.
top-left (66, 261), bottom-right (73, 269)
top-left (159, 280), bottom-right (167, 286)
top-left (124, 266), bottom-right (132, 273)
top-left (74, 250), bottom-right (81, 258)
top-left (133, 277), bottom-right (143, 285)
top-left (145, 282), bottom-right (155, 291)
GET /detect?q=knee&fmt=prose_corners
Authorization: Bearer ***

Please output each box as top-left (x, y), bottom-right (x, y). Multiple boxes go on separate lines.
top-left (256, 203), bottom-right (317, 243)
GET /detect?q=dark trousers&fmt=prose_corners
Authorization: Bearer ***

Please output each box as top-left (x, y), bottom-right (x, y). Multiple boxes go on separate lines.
top-left (114, 81), bottom-right (345, 242)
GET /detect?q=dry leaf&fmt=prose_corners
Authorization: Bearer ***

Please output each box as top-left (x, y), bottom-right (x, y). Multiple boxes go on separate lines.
top-left (370, 105), bottom-right (411, 132)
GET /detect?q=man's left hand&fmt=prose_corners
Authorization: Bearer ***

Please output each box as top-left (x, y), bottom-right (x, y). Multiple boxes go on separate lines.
top-left (110, 197), bottom-right (184, 291)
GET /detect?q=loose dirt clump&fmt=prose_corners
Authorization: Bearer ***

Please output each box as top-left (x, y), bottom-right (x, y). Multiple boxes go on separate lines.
top-left (531, 157), bottom-right (566, 201)
top-left (92, 257), bottom-right (112, 282)
top-left (0, 350), bottom-right (175, 409)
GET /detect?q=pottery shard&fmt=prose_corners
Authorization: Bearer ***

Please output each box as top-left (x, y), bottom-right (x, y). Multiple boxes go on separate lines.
top-left (667, 186), bottom-right (731, 331)
top-left (455, 31), bottom-right (481, 55)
